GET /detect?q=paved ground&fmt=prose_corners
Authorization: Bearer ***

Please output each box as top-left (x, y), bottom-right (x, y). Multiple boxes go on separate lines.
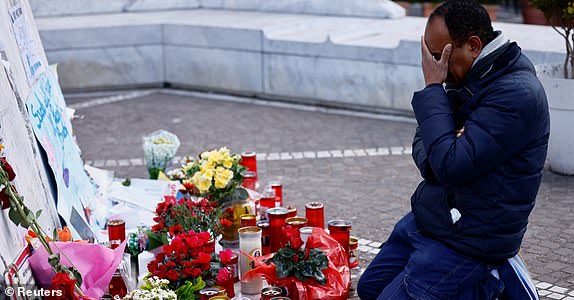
top-left (69, 89), bottom-right (574, 299)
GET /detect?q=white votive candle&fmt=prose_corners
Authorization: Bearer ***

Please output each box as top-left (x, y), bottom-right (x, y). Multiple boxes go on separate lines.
top-left (239, 226), bottom-right (262, 294)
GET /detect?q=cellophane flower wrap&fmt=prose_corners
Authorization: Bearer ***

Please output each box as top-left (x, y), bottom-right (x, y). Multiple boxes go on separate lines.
top-left (28, 240), bottom-right (127, 299)
top-left (242, 227), bottom-right (351, 300)
top-left (143, 130), bottom-right (180, 179)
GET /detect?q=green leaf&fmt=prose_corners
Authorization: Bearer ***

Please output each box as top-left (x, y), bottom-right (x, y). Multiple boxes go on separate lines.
top-left (8, 206), bottom-right (22, 227)
top-left (53, 228), bottom-right (58, 241)
top-left (233, 188), bottom-right (249, 201)
top-left (26, 211), bottom-right (35, 223)
top-left (48, 253), bottom-right (61, 269)
top-left (146, 230), bottom-right (168, 250)
top-left (70, 268), bottom-right (83, 286)
top-left (35, 209), bottom-right (42, 219)
top-left (314, 270), bottom-right (327, 285)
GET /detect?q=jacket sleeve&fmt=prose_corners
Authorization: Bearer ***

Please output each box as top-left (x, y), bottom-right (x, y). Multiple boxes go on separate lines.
top-left (412, 126), bottom-right (437, 182)
top-left (412, 83), bottom-right (534, 185)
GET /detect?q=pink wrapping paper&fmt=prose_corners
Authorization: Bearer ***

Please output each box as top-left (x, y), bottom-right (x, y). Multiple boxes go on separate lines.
top-left (28, 240), bottom-right (127, 299)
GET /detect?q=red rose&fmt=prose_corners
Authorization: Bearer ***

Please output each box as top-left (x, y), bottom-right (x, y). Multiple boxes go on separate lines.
top-left (216, 266), bottom-right (232, 285)
top-left (198, 231), bottom-right (211, 243)
top-left (167, 270), bottom-right (179, 281)
top-left (51, 272), bottom-right (76, 298)
top-left (0, 157), bottom-right (16, 181)
top-left (197, 252), bottom-right (211, 265)
top-left (152, 223), bottom-right (164, 232)
top-left (220, 218), bottom-right (232, 228)
top-left (1, 191), bottom-right (10, 210)
top-left (169, 224), bottom-right (182, 236)
top-left (219, 249), bottom-right (234, 265)
top-left (190, 267), bottom-right (202, 278)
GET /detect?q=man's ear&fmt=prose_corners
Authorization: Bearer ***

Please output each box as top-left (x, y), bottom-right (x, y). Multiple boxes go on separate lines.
top-left (467, 36), bottom-right (483, 58)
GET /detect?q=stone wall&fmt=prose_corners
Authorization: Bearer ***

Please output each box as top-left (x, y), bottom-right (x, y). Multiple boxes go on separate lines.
top-left (0, 0), bottom-right (59, 273)
top-left (36, 10), bottom-right (565, 114)
top-left (30, 0), bottom-right (404, 19)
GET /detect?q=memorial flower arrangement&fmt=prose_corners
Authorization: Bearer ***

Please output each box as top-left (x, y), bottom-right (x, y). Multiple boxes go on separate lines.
top-left (147, 230), bottom-right (211, 297)
top-left (150, 193), bottom-right (224, 242)
top-left (145, 230), bottom-right (238, 298)
top-left (268, 226), bottom-right (329, 285)
top-left (181, 147), bottom-right (249, 206)
top-left (243, 227), bottom-right (351, 300)
top-left (123, 276), bottom-right (177, 300)
top-left (143, 130), bottom-right (181, 180)
top-left (0, 145), bottom-right (85, 296)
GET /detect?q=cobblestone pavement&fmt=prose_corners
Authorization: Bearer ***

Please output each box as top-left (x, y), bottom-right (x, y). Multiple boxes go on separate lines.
top-left (69, 89), bottom-right (574, 299)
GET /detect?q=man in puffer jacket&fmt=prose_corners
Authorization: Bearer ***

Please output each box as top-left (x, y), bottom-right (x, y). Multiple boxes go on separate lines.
top-left (358, 0), bottom-right (550, 299)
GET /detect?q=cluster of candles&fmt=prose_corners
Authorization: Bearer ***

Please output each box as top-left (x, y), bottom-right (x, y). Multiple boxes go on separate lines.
top-left (236, 152), bottom-right (357, 296)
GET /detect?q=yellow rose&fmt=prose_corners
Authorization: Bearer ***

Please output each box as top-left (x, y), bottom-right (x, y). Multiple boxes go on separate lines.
top-left (200, 164), bottom-right (215, 179)
top-left (192, 172), bottom-right (211, 193)
top-left (214, 167), bottom-right (234, 189)
top-left (222, 157), bottom-right (233, 169)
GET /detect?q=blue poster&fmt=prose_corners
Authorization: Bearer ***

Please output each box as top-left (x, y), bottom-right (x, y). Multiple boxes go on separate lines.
top-left (25, 68), bottom-right (97, 240)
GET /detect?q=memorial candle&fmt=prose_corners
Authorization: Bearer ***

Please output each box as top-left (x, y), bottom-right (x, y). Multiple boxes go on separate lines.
top-left (241, 152), bottom-right (257, 174)
top-left (239, 226), bottom-right (262, 294)
top-left (328, 220), bottom-right (352, 259)
top-left (305, 202), bottom-right (324, 228)
top-left (270, 181), bottom-right (283, 207)
top-left (267, 207), bottom-right (289, 253)
top-left (285, 217), bottom-right (308, 231)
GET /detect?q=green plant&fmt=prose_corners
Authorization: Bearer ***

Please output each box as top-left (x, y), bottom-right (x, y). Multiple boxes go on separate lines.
top-left (532, 0), bottom-right (574, 78)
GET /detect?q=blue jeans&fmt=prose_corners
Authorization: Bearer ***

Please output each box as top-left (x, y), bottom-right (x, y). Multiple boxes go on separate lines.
top-left (357, 213), bottom-right (504, 300)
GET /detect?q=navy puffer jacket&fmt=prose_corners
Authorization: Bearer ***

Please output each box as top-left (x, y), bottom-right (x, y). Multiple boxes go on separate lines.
top-left (411, 41), bottom-right (550, 264)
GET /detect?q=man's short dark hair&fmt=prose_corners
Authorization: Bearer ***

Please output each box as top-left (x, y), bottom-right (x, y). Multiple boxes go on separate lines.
top-left (429, 0), bottom-right (496, 46)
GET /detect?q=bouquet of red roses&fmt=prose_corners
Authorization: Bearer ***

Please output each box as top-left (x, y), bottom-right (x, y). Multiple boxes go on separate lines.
top-left (147, 230), bottom-right (213, 298)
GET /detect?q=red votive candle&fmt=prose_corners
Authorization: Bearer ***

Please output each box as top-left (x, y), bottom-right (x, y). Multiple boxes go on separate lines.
top-left (328, 220), bottom-right (352, 259)
top-left (107, 219), bottom-right (126, 249)
top-left (259, 187), bottom-right (276, 219)
top-left (242, 171), bottom-right (257, 190)
top-left (267, 207), bottom-right (289, 253)
top-left (285, 217), bottom-right (308, 231)
top-left (270, 181), bottom-right (283, 207)
top-left (241, 152), bottom-right (257, 174)
top-left (240, 214), bottom-right (257, 227)
top-left (257, 220), bottom-right (270, 255)
top-left (286, 205), bottom-right (297, 218)
top-left (305, 202), bottom-right (324, 228)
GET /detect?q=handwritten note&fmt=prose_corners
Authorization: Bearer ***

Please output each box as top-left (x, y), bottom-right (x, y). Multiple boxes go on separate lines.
top-left (9, 2), bottom-right (43, 85)
top-left (26, 68), bottom-right (97, 240)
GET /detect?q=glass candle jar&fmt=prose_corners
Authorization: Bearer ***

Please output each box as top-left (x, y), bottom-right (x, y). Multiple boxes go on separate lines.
top-left (238, 226), bottom-right (262, 294)
top-left (261, 287), bottom-right (283, 300)
top-left (267, 207), bottom-right (289, 253)
top-left (257, 220), bottom-right (270, 255)
top-left (299, 227), bottom-right (313, 250)
top-left (305, 202), bottom-right (324, 229)
top-left (259, 187), bottom-right (276, 219)
top-left (286, 205), bottom-right (297, 218)
top-left (285, 217), bottom-right (308, 231)
top-left (328, 220), bottom-right (352, 259)
top-left (242, 171), bottom-right (257, 191)
top-left (270, 181), bottom-right (283, 207)
top-left (241, 152), bottom-right (257, 174)
top-left (349, 236), bottom-right (359, 269)
top-left (107, 219), bottom-right (126, 249)
top-left (240, 214), bottom-right (257, 227)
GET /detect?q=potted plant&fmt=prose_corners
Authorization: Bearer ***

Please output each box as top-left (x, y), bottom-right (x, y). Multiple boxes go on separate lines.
top-left (521, 0), bottom-right (548, 25)
top-left (532, 0), bottom-right (574, 175)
